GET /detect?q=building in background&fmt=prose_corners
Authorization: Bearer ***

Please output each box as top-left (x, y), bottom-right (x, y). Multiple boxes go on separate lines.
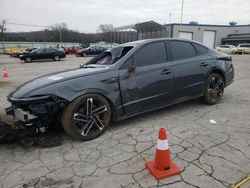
top-left (165, 23), bottom-right (250, 48)
top-left (111, 21), bottom-right (250, 48)
top-left (111, 21), bottom-right (167, 44)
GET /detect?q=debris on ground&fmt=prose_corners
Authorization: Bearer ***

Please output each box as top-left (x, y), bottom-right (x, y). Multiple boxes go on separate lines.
top-left (0, 119), bottom-right (62, 147)
top-left (209, 119), bottom-right (217, 125)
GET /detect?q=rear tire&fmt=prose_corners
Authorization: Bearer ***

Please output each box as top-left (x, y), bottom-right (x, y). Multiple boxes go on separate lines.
top-left (202, 73), bottom-right (225, 105)
top-left (54, 55), bottom-right (60, 61)
top-left (62, 94), bottom-right (112, 141)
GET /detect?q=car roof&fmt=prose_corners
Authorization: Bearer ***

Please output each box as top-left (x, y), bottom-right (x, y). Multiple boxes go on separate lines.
top-left (220, 45), bottom-right (235, 47)
top-left (122, 38), bottom-right (205, 47)
top-left (238, 43), bottom-right (250, 45)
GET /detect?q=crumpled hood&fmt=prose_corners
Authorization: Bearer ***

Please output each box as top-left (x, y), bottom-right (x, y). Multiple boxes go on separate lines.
top-left (9, 67), bottom-right (109, 99)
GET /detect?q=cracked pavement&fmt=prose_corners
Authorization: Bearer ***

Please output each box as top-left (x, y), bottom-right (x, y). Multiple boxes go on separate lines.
top-left (0, 55), bottom-right (250, 188)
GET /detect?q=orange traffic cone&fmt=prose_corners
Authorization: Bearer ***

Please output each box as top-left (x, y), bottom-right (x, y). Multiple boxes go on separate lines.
top-left (3, 69), bottom-right (9, 79)
top-left (145, 128), bottom-right (181, 180)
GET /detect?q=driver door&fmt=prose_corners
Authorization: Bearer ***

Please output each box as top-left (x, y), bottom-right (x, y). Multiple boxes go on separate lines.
top-left (34, 48), bottom-right (46, 60)
top-left (118, 41), bottom-right (174, 115)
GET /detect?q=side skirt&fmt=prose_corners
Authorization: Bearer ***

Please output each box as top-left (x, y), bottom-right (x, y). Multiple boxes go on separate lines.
top-left (116, 94), bottom-right (204, 121)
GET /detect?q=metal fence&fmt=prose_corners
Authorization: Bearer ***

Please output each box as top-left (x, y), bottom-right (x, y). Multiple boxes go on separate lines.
top-left (0, 41), bottom-right (81, 54)
top-left (89, 42), bottom-right (119, 49)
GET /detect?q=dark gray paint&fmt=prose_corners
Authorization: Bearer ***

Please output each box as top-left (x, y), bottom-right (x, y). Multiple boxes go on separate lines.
top-left (8, 38), bottom-right (234, 121)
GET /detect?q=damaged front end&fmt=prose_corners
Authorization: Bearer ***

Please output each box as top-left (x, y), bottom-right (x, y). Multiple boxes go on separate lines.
top-left (4, 95), bottom-right (68, 136)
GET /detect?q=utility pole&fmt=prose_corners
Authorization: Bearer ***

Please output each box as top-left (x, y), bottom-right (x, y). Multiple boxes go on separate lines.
top-left (96, 30), bottom-right (99, 42)
top-left (59, 27), bottom-right (62, 44)
top-left (169, 13), bottom-right (172, 23)
top-left (179, 0), bottom-right (184, 37)
top-left (0, 19), bottom-right (7, 41)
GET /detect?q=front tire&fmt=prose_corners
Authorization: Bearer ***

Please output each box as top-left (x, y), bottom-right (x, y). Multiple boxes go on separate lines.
top-left (62, 94), bottom-right (112, 141)
top-left (203, 73), bottom-right (225, 105)
top-left (25, 57), bottom-right (32, 63)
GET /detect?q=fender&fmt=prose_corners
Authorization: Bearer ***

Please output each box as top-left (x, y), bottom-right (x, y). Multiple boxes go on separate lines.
top-left (57, 88), bottom-right (121, 122)
top-left (206, 64), bottom-right (226, 82)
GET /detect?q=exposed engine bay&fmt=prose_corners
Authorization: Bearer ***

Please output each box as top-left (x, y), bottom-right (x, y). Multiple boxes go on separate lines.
top-left (0, 95), bottom-right (67, 146)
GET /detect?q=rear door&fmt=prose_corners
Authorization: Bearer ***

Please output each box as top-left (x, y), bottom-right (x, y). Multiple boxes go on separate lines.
top-left (88, 46), bottom-right (97, 55)
top-left (44, 48), bottom-right (56, 59)
top-left (169, 41), bottom-right (210, 102)
top-left (118, 41), bottom-right (174, 114)
top-left (95, 46), bottom-right (105, 54)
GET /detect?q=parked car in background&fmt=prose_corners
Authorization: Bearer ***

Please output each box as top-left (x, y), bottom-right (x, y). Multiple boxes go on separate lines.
top-left (19, 48), bottom-right (66, 62)
top-left (75, 46), bottom-right (107, 57)
top-left (65, 46), bottom-right (84, 54)
top-left (216, 45), bottom-right (236, 54)
top-left (235, 43), bottom-right (250, 54)
top-left (6, 38), bottom-right (234, 141)
top-left (12, 48), bottom-right (37, 57)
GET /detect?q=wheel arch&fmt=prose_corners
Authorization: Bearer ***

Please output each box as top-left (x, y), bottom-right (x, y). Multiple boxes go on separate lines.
top-left (65, 89), bottom-right (117, 122)
top-left (208, 67), bottom-right (226, 83)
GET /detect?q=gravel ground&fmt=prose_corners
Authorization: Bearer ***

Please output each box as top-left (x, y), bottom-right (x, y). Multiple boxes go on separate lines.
top-left (0, 54), bottom-right (249, 188)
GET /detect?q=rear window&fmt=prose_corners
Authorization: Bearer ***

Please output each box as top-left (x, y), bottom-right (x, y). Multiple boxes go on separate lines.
top-left (192, 43), bottom-right (208, 55)
top-left (170, 41), bottom-right (196, 60)
top-left (45, 48), bottom-right (57, 52)
top-left (240, 44), bottom-right (250, 47)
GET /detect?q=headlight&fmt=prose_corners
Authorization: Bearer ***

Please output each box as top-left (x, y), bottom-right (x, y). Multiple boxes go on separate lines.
top-left (19, 55), bottom-right (24, 57)
top-left (9, 95), bottom-right (52, 103)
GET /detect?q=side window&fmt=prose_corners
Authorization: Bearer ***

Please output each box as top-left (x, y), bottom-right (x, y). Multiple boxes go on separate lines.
top-left (241, 44), bottom-right (250, 47)
top-left (45, 48), bottom-right (56, 52)
top-left (170, 41), bottom-right (196, 60)
top-left (35, 48), bottom-right (44, 54)
top-left (133, 42), bottom-right (167, 67)
top-left (192, 43), bottom-right (208, 55)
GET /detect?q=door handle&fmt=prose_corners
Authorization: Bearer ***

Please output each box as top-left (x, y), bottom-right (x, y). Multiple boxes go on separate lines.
top-left (161, 69), bottom-right (172, 75)
top-left (200, 62), bottom-right (208, 67)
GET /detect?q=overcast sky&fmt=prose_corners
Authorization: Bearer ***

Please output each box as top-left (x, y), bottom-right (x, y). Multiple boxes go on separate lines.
top-left (0, 0), bottom-right (250, 33)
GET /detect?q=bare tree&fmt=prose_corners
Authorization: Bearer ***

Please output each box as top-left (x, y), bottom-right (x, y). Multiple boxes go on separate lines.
top-left (0, 19), bottom-right (7, 41)
top-left (50, 23), bottom-right (68, 42)
top-left (98, 24), bottom-right (114, 33)
top-left (97, 24), bottom-right (114, 42)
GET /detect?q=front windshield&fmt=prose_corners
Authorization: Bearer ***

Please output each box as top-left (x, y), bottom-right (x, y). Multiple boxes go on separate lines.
top-left (86, 46), bottom-right (133, 65)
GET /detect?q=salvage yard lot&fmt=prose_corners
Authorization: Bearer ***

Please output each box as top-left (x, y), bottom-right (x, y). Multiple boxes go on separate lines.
top-left (0, 55), bottom-right (250, 188)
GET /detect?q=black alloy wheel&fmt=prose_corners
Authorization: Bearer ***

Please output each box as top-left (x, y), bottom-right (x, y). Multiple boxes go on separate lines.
top-left (203, 73), bottom-right (225, 105)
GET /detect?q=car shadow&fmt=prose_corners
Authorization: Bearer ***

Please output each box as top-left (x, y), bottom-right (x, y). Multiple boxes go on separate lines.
top-left (111, 98), bottom-right (204, 129)
top-left (0, 98), bottom-right (206, 148)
